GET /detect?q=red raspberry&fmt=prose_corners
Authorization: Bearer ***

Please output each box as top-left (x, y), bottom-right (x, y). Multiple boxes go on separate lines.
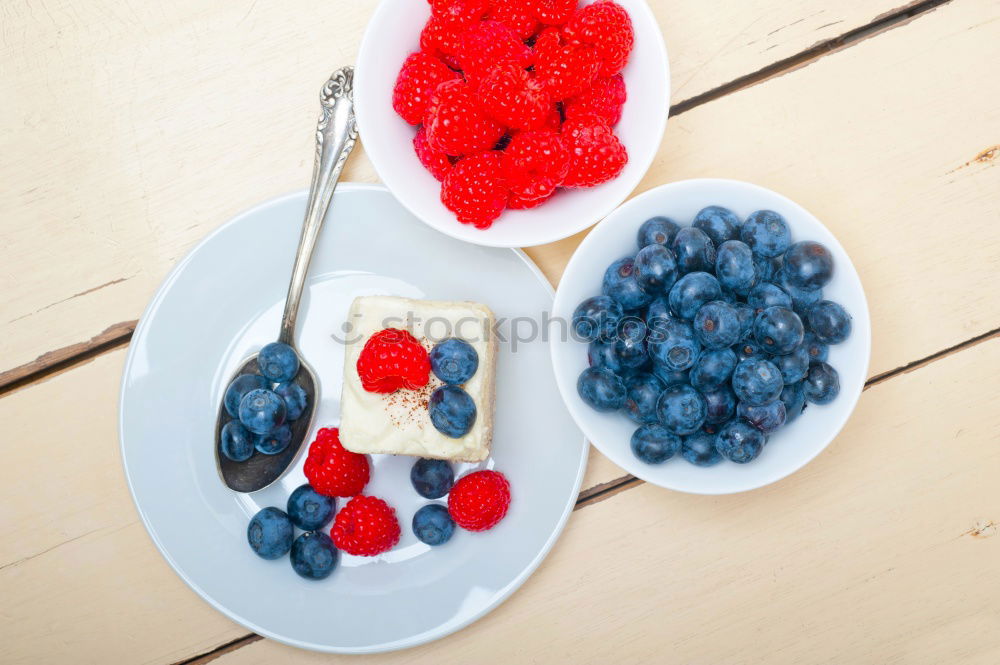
top-left (430, 0), bottom-right (491, 31)
top-left (501, 130), bottom-right (570, 202)
top-left (508, 190), bottom-right (554, 209)
top-left (303, 428), bottom-right (370, 498)
top-left (564, 74), bottom-right (626, 126)
top-left (393, 52), bottom-right (459, 126)
top-left (477, 64), bottom-right (552, 130)
top-left (543, 103), bottom-right (564, 132)
top-left (356, 328), bottom-right (431, 393)
top-left (332, 495), bottom-right (401, 556)
top-left (456, 20), bottom-right (532, 86)
top-left (414, 126), bottom-right (454, 180)
top-left (561, 114), bottom-right (628, 187)
top-left (441, 152), bottom-right (508, 228)
top-left (533, 29), bottom-right (600, 100)
top-left (420, 17), bottom-right (463, 69)
top-left (530, 0), bottom-right (577, 25)
top-left (562, 1), bottom-right (634, 77)
top-left (448, 470), bottom-right (511, 531)
top-left (424, 79), bottom-right (505, 156)
top-left (488, 0), bottom-right (540, 39)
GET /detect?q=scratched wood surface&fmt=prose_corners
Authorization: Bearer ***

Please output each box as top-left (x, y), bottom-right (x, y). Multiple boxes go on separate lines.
top-left (1, 0), bottom-right (913, 384)
top-left (2, 0), bottom-right (999, 663)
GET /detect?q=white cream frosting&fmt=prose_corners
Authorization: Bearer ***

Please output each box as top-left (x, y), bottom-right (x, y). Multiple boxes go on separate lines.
top-left (339, 295), bottom-right (495, 461)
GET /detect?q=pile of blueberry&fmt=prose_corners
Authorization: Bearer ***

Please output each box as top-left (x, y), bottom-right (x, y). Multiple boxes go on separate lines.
top-left (220, 342), bottom-right (309, 462)
top-left (247, 484), bottom-right (339, 579)
top-left (428, 339), bottom-right (479, 438)
top-left (410, 458), bottom-right (457, 546)
top-left (573, 206), bottom-right (852, 466)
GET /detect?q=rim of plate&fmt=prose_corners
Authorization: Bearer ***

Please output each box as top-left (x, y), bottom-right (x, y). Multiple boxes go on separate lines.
top-left (550, 178), bottom-right (871, 495)
top-left (354, 0), bottom-right (671, 248)
top-left (118, 183), bottom-right (588, 653)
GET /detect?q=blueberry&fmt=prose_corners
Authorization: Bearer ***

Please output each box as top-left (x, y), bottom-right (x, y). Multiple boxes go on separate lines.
top-left (737, 400), bottom-right (786, 434)
top-left (668, 271), bottom-right (722, 320)
top-left (716, 420), bottom-right (766, 463)
top-left (290, 531), bottom-right (338, 580)
top-left (715, 240), bottom-right (756, 295)
top-left (656, 384), bottom-right (707, 435)
top-left (577, 367), bottom-right (626, 411)
top-left (801, 331), bottom-right (829, 362)
top-left (286, 484), bottom-right (336, 531)
top-left (753, 307), bottom-right (805, 355)
top-left (693, 205), bottom-right (741, 246)
top-left (747, 282), bottom-right (792, 313)
top-left (238, 388), bottom-right (286, 434)
top-left (732, 358), bottom-right (783, 406)
top-left (671, 227), bottom-right (716, 274)
top-left (410, 458), bottom-right (454, 499)
top-left (772, 345), bottom-right (810, 384)
top-left (412, 504), bottom-right (455, 546)
top-left (753, 254), bottom-right (784, 283)
top-left (634, 244), bottom-right (679, 293)
top-left (573, 295), bottom-right (624, 342)
top-left (702, 385), bottom-right (737, 425)
top-left (645, 296), bottom-right (671, 329)
top-left (777, 270), bottom-right (823, 315)
top-left (734, 339), bottom-right (767, 362)
top-left (637, 216), bottom-right (681, 248)
top-left (783, 241), bottom-right (834, 289)
top-left (224, 374), bottom-right (269, 419)
top-left (630, 423), bottom-right (681, 464)
top-left (803, 362), bottom-right (840, 404)
top-left (681, 431), bottom-right (722, 466)
top-left (220, 421), bottom-right (254, 462)
top-left (740, 210), bottom-right (791, 258)
top-left (623, 373), bottom-right (664, 424)
top-left (614, 335), bottom-right (647, 371)
top-left (254, 424), bottom-right (292, 455)
top-left (648, 319), bottom-right (701, 372)
top-left (693, 300), bottom-right (741, 350)
top-left (806, 300), bottom-right (852, 344)
top-left (247, 507), bottom-right (293, 560)
top-left (429, 385), bottom-right (477, 437)
top-left (651, 364), bottom-right (689, 387)
top-left (258, 342), bottom-right (299, 383)
top-left (689, 348), bottom-right (737, 391)
top-left (274, 381), bottom-right (308, 421)
top-left (430, 338), bottom-right (479, 384)
top-left (588, 339), bottom-right (624, 374)
top-left (780, 381), bottom-right (807, 424)
top-left (735, 302), bottom-right (756, 340)
top-left (603, 257), bottom-right (654, 310)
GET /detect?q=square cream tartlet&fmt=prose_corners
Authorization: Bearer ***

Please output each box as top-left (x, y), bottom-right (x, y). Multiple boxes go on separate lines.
top-left (339, 295), bottom-right (496, 462)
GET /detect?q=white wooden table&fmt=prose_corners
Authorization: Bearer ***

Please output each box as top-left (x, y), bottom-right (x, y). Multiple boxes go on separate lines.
top-left (2, 0), bottom-right (999, 663)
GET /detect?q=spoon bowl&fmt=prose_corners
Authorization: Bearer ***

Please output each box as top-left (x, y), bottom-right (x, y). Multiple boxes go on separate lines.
top-left (214, 355), bottom-right (317, 493)
top-left (214, 66), bottom-right (357, 492)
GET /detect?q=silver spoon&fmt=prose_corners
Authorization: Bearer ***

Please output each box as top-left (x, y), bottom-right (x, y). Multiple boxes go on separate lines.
top-left (215, 66), bottom-right (358, 493)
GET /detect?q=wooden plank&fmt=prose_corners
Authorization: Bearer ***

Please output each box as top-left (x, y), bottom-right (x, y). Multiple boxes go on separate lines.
top-left (201, 335), bottom-right (1000, 665)
top-left (0, 0), bottom-right (914, 380)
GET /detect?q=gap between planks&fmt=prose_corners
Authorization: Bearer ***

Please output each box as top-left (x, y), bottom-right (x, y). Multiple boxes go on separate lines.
top-left (0, 0), bottom-right (956, 399)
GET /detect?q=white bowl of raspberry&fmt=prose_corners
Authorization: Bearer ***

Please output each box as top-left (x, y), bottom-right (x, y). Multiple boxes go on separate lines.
top-left (355, 0), bottom-right (670, 248)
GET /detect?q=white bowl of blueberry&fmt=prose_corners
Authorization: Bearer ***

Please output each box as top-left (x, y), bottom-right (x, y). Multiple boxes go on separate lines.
top-left (550, 178), bottom-right (871, 494)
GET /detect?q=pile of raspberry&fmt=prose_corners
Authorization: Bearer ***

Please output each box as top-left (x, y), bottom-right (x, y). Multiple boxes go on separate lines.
top-left (393, 0), bottom-right (634, 229)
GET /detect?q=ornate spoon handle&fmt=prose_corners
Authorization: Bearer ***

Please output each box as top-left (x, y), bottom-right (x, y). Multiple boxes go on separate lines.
top-left (278, 66), bottom-right (358, 345)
